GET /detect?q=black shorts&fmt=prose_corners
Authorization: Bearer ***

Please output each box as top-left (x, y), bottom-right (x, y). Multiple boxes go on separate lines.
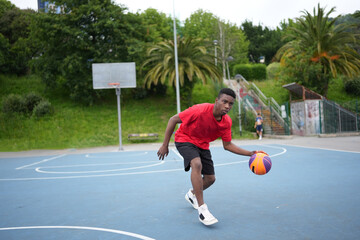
top-left (256, 125), bottom-right (263, 132)
top-left (175, 142), bottom-right (215, 175)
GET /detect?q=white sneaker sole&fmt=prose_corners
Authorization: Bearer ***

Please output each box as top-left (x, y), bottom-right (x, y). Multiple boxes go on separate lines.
top-left (185, 193), bottom-right (199, 209)
top-left (199, 216), bottom-right (218, 226)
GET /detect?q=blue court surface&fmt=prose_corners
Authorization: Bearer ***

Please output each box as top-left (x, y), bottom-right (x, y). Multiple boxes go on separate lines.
top-left (1, 139), bottom-right (360, 240)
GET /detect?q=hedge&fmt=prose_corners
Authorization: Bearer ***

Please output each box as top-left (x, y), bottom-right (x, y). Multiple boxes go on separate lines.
top-left (232, 64), bottom-right (267, 80)
top-left (344, 78), bottom-right (360, 96)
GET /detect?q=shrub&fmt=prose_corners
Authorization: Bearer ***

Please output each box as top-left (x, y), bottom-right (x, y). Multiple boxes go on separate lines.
top-left (233, 64), bottom-right (252, 80)
top-left (131, 87), bottom-right (148, 100)
top-left (2, 93), bottom-right (51, 118)
top-left (344, 78), bottom-right (360, 96)
top-left (233, 64), bottom-right (266, 80)
top-left (266, 62), bottom-right (281, 79)
top-left (252, 64), bottom-right (267, 80)
top-left (243, 110), bottom-right (256, 132)
top-left (23, 92), bottom-right (43, 113)
top-left (1, 94), bottom-right (26, 114)
top-left (148, 82), bottom-right (167, 96)
top-left (32, 100), bottom-right (54, 118)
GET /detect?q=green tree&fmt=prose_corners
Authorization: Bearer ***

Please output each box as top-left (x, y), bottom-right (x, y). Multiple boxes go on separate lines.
top-left (0, 0), bottom-right (15, 17)
top-left (354, 10), bottom-right (360, 19)
top-left (30, 0), bottom-right (146, 104)
top-left (139, 8), bottom-right (173, 42)
top-left (276, 4), bottom-right (360, 96)
top-left (241, 20), bottom-right (284, 64)
top-left (142, 36), bottom-right (222, 107)
top-left (183, 9), bottom-right (220, 74)
top-left (184, 10), bottom-right (249, 79)
top-left (134, 8), bottom-right (176, 96)
top-left (217, 21), bottom-right (249, 78)
top-left (0, 33), bottom-right (10, 71)
top-left (0, 5), bottom-right (36, 74)
top-left (183, 9), bottom-right (218, 39)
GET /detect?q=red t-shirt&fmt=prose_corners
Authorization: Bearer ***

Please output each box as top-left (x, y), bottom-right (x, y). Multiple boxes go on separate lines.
top-left (175, 103), bottom-right (232, 149)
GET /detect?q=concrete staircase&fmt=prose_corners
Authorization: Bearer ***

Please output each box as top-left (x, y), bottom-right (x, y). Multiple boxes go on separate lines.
top-left (226, 78), bottom-right (289, 136)
top-left (262, 109), bottom-right (286, 135)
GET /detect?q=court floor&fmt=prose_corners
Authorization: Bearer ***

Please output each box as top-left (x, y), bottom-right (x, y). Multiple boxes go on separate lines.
top-left (1, 139), bottom-right (360, 240)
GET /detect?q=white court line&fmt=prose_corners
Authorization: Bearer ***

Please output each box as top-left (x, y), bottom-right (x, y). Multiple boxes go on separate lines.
top-left (2, 145), bottom-right (287, 181)
top-left (33, 160), bottom-right (161, 168)
top-left (280, 143), bottom-right (360, 154)
top-left (171, 148), bottom-right (183, 160)
top-left (35, 161), bottom-right (164, 174)
top-left (262, 145), bottom-right (287, 157)
top-left (85, 152), bottom-right (148, 158)
top-left (16, 154), bottom-right (67, 170)
top-left (215, 146), bottom-right (287, 167)
top-left (0, 226), bottom-right (155, 240)
top-left (0, 167), bottom-right (185, 181)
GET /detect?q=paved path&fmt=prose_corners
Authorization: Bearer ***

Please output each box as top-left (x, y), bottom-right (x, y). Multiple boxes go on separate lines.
top-left (1, 135), bottom-right (359, 158)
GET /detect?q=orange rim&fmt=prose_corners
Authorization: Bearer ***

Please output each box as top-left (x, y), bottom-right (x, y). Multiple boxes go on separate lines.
top-left (108, 83), bottom-right (120, 86)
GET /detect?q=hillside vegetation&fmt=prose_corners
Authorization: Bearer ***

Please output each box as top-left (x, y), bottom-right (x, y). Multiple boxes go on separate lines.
top-left (1, 74), bottom-right (358, 152)
top-left (0, 74), bottom-right (177, 151)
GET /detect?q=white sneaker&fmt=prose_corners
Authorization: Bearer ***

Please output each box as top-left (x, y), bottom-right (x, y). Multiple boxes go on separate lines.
top-left (198, 204), bottom-right (218, 226)
top-left (259, 135), bottom-right (262, 140)
top-left (185, 189), bottom-right (198, 209)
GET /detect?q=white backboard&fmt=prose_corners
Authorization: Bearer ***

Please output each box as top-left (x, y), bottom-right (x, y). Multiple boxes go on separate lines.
top-left (92, 62), bottom-right (136, 89)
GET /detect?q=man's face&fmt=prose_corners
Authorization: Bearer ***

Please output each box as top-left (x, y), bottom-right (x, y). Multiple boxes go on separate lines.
top-left (215, 94), bottom-right (235, 116)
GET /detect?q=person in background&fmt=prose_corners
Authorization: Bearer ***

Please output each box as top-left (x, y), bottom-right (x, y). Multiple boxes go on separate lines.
top-left (254, 112), bottom-right (263, 140)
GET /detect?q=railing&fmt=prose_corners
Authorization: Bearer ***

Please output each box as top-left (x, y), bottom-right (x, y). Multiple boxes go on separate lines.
top-left (244, 98), bottom-right (258, 116)
top-left (249, 82), bottom-right (291, 135)
top-left (250, 83), bottom-right (282, 115)
top-left (228, 78), bottom-right (291, 135)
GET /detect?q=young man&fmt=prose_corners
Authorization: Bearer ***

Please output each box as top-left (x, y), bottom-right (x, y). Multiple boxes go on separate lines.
top-left (157, 88), bottom-right (267, 226)
top-left (254, 113), bottom-right (263, 140)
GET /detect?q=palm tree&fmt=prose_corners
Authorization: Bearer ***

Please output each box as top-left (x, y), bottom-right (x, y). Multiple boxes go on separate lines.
top-left (141, 36), bottom-right (222, 106)
top-left (276, 4), bottom-right (360, 96)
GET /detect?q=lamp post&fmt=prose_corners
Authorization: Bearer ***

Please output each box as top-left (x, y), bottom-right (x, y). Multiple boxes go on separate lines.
top-left (173, 0), bottom-right (180, 114)
top-left (235, 74), bottom-right (242, 136)
top-left (226, 56), bottom-right (234, 80)
top-left (213, 40), bottom-right (218, 66)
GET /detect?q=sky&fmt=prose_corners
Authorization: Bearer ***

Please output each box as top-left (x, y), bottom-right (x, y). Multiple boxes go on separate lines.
top-left (9, 0), bottom-right (360, 29)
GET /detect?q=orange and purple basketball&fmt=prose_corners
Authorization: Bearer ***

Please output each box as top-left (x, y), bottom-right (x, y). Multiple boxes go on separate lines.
top-left (249, 153), bottom-right (272, 175)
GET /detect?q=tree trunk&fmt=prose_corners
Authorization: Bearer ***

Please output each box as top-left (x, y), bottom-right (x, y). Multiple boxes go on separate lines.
top-left (180, 77), bottom-right (195, 108)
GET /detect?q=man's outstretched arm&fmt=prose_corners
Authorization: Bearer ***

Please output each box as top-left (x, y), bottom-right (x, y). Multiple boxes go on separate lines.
top-left (222, 140), bottom-right (268, 156)
top-left (157, 114), bottom-right (182, 160)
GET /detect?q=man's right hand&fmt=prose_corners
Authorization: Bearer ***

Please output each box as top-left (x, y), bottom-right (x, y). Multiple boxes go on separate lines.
top-left (157, 145), bottom-right (169, 160)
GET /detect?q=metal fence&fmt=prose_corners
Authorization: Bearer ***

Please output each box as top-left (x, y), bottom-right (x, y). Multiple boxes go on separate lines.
top-left (321, 99), bottom-right (359, 134)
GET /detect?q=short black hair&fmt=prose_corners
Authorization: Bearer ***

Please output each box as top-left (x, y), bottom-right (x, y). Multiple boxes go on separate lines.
top-left (218, 88), bottom-right (236, 99)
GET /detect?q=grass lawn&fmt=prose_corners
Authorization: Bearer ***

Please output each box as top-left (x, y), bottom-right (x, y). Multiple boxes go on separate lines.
top-left (0, 74), bottom-right (178, 151)
top-left (252, 79), bottom-right (289, 105)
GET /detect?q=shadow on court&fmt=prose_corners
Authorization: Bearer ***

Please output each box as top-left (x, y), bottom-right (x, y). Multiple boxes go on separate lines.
top-left (1, 137), bottom-right (360, 240)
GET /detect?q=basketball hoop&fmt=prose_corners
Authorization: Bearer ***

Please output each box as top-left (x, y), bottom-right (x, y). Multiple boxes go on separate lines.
top-left (92, 62), bottom-right (136, 89)
top-left (108, 82), bottom-right (121, 96)
top-left (108, 82), bottom-right (120, 88)
top-left (92, 62), bottom-right (136, 151)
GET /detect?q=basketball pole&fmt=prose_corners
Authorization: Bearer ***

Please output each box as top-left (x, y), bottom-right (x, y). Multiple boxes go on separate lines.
top-left (92, 62), bottom-right (136, 152)
top-left (115, 87), bottom-right (123, 151)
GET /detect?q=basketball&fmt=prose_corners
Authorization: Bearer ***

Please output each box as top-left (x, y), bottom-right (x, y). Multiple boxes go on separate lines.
top-left (249, 153), bottom-right (272, 175)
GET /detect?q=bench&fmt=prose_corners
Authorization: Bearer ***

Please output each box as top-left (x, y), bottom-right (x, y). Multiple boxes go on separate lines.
top-left (128, 133), bottom-right (159, 141)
